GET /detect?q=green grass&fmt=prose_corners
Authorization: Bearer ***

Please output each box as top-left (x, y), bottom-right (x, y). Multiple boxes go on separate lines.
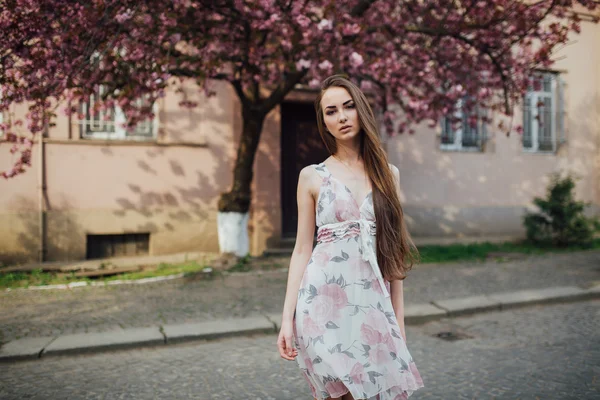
top-left (226, 255), bottom-right (252, 273)
top-left (0, 260), bottom-right (210, 290)
top-left (102, 261), bottom-right (209, 281)
top-left (0, 270), bottom-right (94, 290)
top-left (2, 239), bottom-right (599, 290)
top-left (416, 238), bottom-right (600, 264)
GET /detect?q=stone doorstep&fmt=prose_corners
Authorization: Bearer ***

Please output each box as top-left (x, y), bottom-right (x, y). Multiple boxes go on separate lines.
top-left (163, 317), bottom-right (276, 344)
top-left (41, 327), bottom-right (165, 357)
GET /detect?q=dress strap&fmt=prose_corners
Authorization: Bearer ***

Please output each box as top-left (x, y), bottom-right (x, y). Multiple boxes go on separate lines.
top-left (313, 163), bottom-right (331, 179)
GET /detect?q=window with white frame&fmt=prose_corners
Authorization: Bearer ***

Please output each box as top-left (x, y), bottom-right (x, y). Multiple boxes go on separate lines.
top-left (80, 86), bottom-right (158, 140)
top-left (440, 97), bottom-right (487, 151)
top-left (522, 71), bottom-right (565, 152)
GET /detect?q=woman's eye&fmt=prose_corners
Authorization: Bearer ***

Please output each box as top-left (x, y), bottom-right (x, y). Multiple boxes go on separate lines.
top-left (347, 103), bottom-right (355, 109)
top-left (326, 110), bottom-right (335, 115)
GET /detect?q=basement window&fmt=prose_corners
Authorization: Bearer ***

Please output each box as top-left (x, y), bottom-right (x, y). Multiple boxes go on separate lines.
top-left (86, 233), bottom-right (150, 259)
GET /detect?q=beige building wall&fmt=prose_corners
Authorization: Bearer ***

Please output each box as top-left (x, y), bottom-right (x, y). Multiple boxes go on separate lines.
top-left (384, 17), bottom-right (600, 238)
top-left (0, 80), bottom-right (239, 264)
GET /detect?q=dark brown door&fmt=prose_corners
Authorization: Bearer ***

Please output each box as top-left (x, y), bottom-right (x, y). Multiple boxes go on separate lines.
top-left (281, 101), bottom-right (330, 238)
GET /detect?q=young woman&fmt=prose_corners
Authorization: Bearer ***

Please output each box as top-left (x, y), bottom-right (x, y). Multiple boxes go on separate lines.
top-left (276, 75), bottom-right (425, 400)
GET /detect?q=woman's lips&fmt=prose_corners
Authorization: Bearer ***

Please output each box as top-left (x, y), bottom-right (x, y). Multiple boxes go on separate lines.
top-left (340, 125), bottom-right (352, 132)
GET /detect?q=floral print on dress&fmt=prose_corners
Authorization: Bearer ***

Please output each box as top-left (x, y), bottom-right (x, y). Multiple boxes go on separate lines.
top-left (293, 162), bottom-right (424, 400)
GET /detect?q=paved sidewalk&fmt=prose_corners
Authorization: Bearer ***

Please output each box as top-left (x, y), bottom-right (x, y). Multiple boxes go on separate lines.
top-left (1, 250), bottom-right (599, 360)
top-left (1, 284), bottom-right (598, 362)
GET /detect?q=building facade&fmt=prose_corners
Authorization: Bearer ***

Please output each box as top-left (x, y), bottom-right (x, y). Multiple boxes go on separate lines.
top-left (1, 13), bottom-right (598, 265)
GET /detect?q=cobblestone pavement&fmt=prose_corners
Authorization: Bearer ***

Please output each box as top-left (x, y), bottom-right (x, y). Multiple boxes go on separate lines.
top-left (1, 300), bottom-right (598, 399)
top-left (1, 250), bottom-right (599, 343)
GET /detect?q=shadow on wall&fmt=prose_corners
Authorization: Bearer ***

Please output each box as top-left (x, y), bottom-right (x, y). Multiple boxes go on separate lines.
top-left (45, 196), bottom-right (86, 261)
top-left (253, 106), bottom-right (280, 249)
top-left (0, 197), bottom-right (40, 265)
top-left (393, 89), bottom-right (600, 238)
top-left (563, 93), bottom-right (600, 212)
top-left (110, 85), bottom-right (234, 252)
top-left (2, 196), bottom-right (84, 265)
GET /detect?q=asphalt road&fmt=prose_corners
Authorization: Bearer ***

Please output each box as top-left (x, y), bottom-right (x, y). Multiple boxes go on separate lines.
top-left (1, 300), bottom-right (599, 400)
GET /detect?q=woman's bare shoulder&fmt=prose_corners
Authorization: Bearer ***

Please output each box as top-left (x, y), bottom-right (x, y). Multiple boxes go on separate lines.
top-left (298, 164), bottom-right (322, 200)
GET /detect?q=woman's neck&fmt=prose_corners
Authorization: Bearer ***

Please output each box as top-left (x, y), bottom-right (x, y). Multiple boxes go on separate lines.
top-left (333, 143), bottom-right (361, 165)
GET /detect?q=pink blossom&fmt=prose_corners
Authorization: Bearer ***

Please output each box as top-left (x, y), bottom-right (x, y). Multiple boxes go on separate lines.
top-left (317, 19), bottom-right (332, 31)
top-left (169, 33), bottom-right (182, 44)
top-left (318, 60), bottom-right (333, 71)
top-left (360, 80), bottom-right (373, 91)
top-left (343, 23), bottom-right (361, 36)
top-left (2, 0), bottom-right (596, 180)
top-left (115, 10), bottom-right (133, 23)
top-left (349, 52), bottom-right (364, 67)
top-left (296, 15), bottom-right (311, 28)
top-left (295, 59), bottom-right (311, 71)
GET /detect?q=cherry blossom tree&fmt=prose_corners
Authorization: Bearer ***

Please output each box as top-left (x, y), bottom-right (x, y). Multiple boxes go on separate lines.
top-left (1, 0), bottom-right (597, 252)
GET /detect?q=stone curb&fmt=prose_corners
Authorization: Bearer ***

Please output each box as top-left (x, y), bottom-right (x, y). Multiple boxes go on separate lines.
top-left (163, 317), bottom-right (276, 344)
top-left (1, 285), bottom-right (598, 362)
top-left (42, 327), bottom-right (165, 358)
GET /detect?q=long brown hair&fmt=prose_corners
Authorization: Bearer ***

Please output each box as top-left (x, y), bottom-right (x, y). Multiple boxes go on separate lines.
top-left (314, 74), bottom-right (420, 280)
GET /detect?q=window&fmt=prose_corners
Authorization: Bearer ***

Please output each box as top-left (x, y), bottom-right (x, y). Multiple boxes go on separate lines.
top-left (79, 86), bottom-right (158, 140)
top-left (522, 71), bottom-right (565, 153)
top-left (440, 97), bottom-right (487, 151)
top-left (86, 233), bottom-right (150, 259)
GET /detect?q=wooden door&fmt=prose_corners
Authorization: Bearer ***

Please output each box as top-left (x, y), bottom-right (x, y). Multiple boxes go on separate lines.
top-left (280, 102), bottom-right (330, 238)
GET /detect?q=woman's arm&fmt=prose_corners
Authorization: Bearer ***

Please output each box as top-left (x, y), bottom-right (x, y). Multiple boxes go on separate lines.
top-left (390, 280), bottom-right (407, 342)
top-left (277, 166), bottom-right (317, 360)
top-left (389, 163), bottom-right (407, 342)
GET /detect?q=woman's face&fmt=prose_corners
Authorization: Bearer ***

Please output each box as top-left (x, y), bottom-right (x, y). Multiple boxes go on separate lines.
top-left (321, 86), bottom-right (360, 140)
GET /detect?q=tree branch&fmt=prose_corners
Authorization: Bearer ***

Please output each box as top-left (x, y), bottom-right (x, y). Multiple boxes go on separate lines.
top-left (261, 70), bottom-right (308, 113)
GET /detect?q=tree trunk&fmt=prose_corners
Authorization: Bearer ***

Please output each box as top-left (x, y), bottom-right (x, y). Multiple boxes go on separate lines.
top-left (216, 106), bottom-right (266, 256)
top-left (218, 106), bottom-right (266, 213)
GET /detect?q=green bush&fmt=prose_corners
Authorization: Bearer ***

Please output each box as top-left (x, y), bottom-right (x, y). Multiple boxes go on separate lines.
top-left (523, 172), bottom-right (600, 247)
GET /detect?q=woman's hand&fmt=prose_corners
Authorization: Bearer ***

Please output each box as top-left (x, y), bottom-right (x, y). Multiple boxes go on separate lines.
top-left (277, 320), bottom-right (298, 361)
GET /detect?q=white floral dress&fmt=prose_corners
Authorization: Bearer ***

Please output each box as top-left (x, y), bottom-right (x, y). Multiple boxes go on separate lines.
top-left (293, 162), bottom-right (424, 400)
